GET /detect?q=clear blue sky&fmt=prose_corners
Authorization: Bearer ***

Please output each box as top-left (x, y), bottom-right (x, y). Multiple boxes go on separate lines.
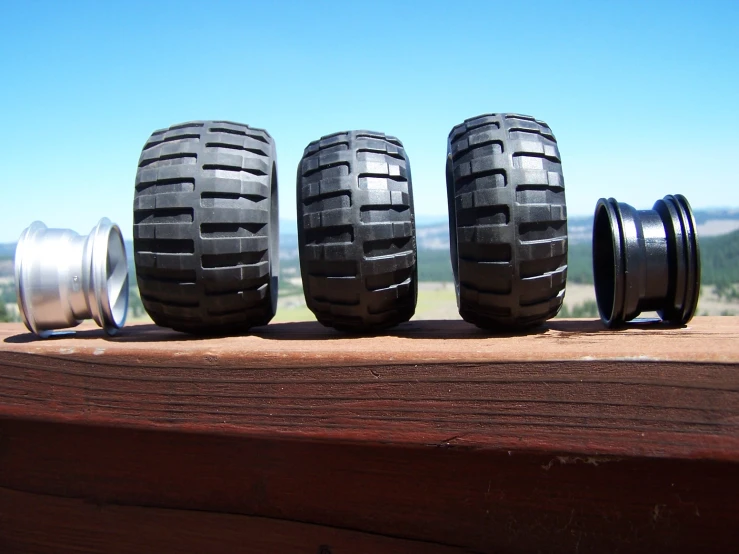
top-left (1, 0), bottom-right (737, 241)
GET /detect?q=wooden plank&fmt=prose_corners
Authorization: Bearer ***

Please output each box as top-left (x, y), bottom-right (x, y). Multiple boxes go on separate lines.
top-left (1, 317), bottom-right (738, 552)
top-left (1, 318), bottom-right (737, 460)
top-left (0, 486), bottom-right (464, 554)
top-left (1, 420), bottom-right (737, 553)
top-left (2, 419), bottom-right (738, 553)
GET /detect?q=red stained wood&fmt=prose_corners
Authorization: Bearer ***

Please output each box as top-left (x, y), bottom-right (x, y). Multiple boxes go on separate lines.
top-left (1, 317), bottom-right (738, 553)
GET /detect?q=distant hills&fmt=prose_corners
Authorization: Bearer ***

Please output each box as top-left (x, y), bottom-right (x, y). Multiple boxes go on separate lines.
top-left (279, 209), bottom-right (739, 286)
top-left (2, 209), bottom-right (738, 287)
top-left (284, 208), bottom-right (739, 254)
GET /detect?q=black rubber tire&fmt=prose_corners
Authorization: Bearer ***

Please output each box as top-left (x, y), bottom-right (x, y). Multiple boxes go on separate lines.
top-left (296, 130), bottom-right (417, 331)
top-left (133, 120), bottom-right (279, 333)
top-left (446, 113), bottom-right (567, 329)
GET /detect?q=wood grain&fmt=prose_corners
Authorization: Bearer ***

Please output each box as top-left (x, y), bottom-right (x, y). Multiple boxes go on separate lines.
top-left (1, 317), bottom-right (738, 553)
top-left (0, 486), bottom-right (465, 554)
top-left (2, 419), bottom-right (738, 553)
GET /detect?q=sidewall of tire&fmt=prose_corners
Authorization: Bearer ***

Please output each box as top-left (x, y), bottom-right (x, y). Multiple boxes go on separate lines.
top-left (268, 162), bottom-right (279, 317)
top-left (446, 153), bottom-right (460, 307)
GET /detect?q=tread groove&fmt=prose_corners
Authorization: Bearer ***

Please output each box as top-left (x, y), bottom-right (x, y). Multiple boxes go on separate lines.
top-left (455, 168), bottom-right (507, 189)
top-left (143, 134), bottom-right (201, 150)
top-left (170, 122), bottom-right (205, 130)
top-left (452, 139), bottom-right (504, 162)
top-left (504, 114), bottom-right (537, 122)
top-left (307, 260), bottom-right (358, 278)
top-left (209, 127), bottom-right (269, 143)
top-left (357, 147), bottom-right (405, 161)
top-left (508, 127), bottom-right (555, 141)
top-left (200, 192), bottom-right (266, 208)
top-left (516, 184), bottom-right (564, 192)
top-left (302, 161), bottom-right (351, 179)
top-left (305, 225), bottom-right (354, 245)
top-left (520, 255), bottom-right (568, 279)
top-left (357, 133), bottom-right (402, 147)
top-left (303, 189), bottom-right (352, 207)
top-left (140, 294), bottom-right (199, 308)
top-left (519, 289), bottom-right (564, 308)
top-left (450, 120), bottom-right (500, 143)
top-left (202, 164), bottom-right (267, 176)
top-left (512, 152), bottom-right (561, 164)
top-left (201, 251), bottom-right (266, 269)
top-left (363, 237), bottom-right (412, 256)
top-left (136, 178), bottom-right (195, 194)
top-left (311, 140), bottom-right (350, 153)
top-left (457, 205), bottom-right (510, 226)
top-left (357, 172), bottom-right (408, 183)
top-left (205, 142), bottom-right (268, 156)
top-left (134, 208), bottom-right (194, 224)
top-left (200, 223), bottom-right (265, 237)
top-left (135, 239), bottom-right (195, 254)
top-left (138, 153), bottom-right (197, 168)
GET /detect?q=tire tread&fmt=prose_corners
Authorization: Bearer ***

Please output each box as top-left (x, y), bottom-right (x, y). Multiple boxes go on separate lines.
top-left (297, 131), bottom-right (417, 331)
top-left (133, 120), bottom-right (277, 332)
top-left (447, 113), bottom-right (567, 329)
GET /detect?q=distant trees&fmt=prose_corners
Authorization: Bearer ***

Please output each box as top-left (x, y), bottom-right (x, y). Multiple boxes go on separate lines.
top-left (0, 282), bottom-right (15, 304)
top-left (417, 249), bottom-right (454, 282)
top-left (566, 230), bottom-right (739, 287)
top-left (557, 301), bottom-right (598, 319)
top-left (127, 287), bottom-right (145, 319)
top-left (700, 230), bottom-right (739, 287)
top-left (0, 301), bottom-right (11, 323)
top-left (566, 242), bottom-right (594, 284)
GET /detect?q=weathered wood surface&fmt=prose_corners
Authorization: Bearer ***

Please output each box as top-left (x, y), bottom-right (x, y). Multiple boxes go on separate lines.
top-left (1, 317), bottom-right (738, 553)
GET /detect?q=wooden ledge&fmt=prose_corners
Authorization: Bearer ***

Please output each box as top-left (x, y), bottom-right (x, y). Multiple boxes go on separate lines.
top-left (1, 317), bottom-right (737, 462)
top-left (1, 317), bottom-right (738, 552)
top-left (1, 316), bottom-right (737, 367)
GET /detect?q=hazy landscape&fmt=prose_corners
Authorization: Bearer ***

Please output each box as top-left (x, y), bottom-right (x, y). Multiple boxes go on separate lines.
top-left (2, 209), bottom-right (738, 324)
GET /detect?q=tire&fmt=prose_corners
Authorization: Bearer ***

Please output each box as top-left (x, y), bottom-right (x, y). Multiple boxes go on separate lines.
top-left (297, 130), bottom-right (417, 331)
top-left (133, 120), bottom-right (279, 333)
top-left (446, 113), bottom-right (567, 329)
